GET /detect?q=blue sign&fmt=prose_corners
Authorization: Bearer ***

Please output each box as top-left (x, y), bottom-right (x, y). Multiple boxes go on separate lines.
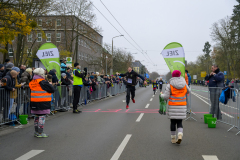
top-left (145, 73), bottom-right (149, 78)
top-left (224, 71), bottom-right (227, 75)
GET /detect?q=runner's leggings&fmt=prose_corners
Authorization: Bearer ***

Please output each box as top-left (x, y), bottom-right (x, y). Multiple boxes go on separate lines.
top-left (170, 119), bottom-right (183, 131)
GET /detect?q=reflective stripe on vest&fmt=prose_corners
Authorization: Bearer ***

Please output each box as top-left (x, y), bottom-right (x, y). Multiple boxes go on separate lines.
top-left (73, 69), bottom-right (83, 85)
top-left (29, 79), bottom-right (52, 102)
top-left (168, 85), bottom-right (187, 106)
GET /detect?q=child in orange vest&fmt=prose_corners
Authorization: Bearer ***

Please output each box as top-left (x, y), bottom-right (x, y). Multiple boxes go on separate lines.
top-left (161, 70), bottom-right (190, 144)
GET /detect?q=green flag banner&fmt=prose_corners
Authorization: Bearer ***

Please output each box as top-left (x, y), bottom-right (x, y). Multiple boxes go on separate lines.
top-left (36, 43), bottom-right (61, 81)
top-left (161, 42), bottom-right (185, 77)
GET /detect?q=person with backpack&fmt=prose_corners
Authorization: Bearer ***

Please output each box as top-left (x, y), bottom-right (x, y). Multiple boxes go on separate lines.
top-left (160, 70), bottom-right (190, 144)
top-left (118, 67), bottom-right (147, 109)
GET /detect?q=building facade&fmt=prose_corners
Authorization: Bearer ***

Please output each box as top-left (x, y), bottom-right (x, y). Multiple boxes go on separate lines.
top-left (1, 15), bottom-right (103, 73)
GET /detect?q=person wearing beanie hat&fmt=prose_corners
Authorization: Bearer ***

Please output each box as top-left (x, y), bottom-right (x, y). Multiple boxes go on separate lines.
top-left (29, 68), bottom-right (55, 138)
top-left (72, 62), bottom-right (86, 113)
top-left (48, 69), bottom-right (58, 84)
top-left (5, 62), bottom-right (14, 69)
top-left (61, 73), bottom-right (66, 78)
top-left (12, 67), bottom-right (20, 73)
top-left (33, 68), bottom-right (46, 79)
top-left (160, 70), bottom-right (190, 145)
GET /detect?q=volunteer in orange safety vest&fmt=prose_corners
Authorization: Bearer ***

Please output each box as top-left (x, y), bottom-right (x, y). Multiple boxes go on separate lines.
top-left (29, 68), bottom-right (55, 138)
top-left (161, 70), bottom-right (190, 145)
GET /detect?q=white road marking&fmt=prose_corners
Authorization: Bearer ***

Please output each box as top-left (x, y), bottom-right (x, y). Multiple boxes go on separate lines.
top-left (110, 134), bottom-right (132, 160)
top-left (16, 150), bottom-right (44, 160)
top-left (145, 104), bottom-right (150, 108)
top-left (136, 113), bottom-right (144, 122)
top-left (202, 155), bottom-right (219, 160)
top-left (122, 100), bottom-right (126, 102)
top-left (152, 95), bottom-right (155, 97)
top-left (150, 98), bottom-right (153, 101)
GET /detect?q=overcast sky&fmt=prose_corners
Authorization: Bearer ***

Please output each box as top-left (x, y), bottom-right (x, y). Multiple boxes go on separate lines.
top-left (93, 0), bottom-right (238, 75)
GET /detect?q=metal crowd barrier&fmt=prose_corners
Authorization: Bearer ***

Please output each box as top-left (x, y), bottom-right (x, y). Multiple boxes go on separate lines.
top-left (0, 82), bottom-right (140, 126)
top-left (207, 87), bottom-right (240, 135)
top-left (185, 86), bottom-right (197, 121)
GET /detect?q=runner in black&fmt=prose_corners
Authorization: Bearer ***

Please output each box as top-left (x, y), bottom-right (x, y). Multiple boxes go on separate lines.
top-left (118, 67), bottom-right (147, 109)
top-left (159, 78), bottom-right (164, 92)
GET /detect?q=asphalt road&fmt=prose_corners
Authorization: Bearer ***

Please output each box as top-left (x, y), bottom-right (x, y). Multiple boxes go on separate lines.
top-left (0, 85), bottom-right (240, 160)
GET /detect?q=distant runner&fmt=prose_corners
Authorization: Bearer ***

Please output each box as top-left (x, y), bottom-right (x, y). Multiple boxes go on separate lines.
top-left (118, 67), bottom-right (147, 109)
top-left (159, 78), bottom-right (164, 92)
top-left (152, 80), bottom-right (158, 95)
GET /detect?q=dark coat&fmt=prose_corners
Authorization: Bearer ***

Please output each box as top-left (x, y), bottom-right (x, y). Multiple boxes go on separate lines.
top-left (120, 70), bottom-right (144, 86)
top-left (20, 71), bottom-right (32, 88)
top-left (205, 68), bottom-right (224, 88)
top-left (3, 72), bottom-right (15, 91)
top-left (49, 70), bottom-right (58, 83)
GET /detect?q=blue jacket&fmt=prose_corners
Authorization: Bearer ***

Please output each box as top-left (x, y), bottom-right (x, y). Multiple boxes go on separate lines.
top-left (187, 73), bottom-right (191, 85)
top-left (60, 63), bottom-right (67, 72)
top-left (205, 69), bottom-right (224, 87)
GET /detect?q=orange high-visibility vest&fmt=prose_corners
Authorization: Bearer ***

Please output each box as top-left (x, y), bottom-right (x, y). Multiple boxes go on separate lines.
top-left (29, 79), bottom-right (51, 102)
top-left (168, 85), bottom-right (187, 106)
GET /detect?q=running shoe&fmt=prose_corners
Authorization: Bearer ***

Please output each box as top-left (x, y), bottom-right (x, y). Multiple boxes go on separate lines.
top-left (77, 109), bottom-right (82, 113)
top-left (126, 105), bottom-right (129, 109)
top-left (36, 132), bottom-right (49, 138)
top-left (132, 99), bottom-right (135, 103)
top-left (73, 109), bottom-right (81, 113)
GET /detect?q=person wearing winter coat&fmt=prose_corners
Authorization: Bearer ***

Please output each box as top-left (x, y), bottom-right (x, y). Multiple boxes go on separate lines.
top-left (205, 65), bottom-right (224, 119)
top-left (161, 70), bottom-right (190, 144)
top-left (19, 68), bottom-right (33, 114)
top-left (0, 64), bottom-right (4, 80)
top-left (60, 60), bottom-right (67, 73)
top-left (49, 69), bottom-right (59, 85)
top-left (29, 68), bottom-right (55, 138)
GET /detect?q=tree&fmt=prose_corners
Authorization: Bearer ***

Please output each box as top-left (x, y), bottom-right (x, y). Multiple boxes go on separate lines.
top-left (202, 41), bottom-right (212, 73)
top-left (53, 0), bottom-right (102, 61)
top-left (0, 8), bottom-right (33, 62)
top-left (150, 72), bottom-right (160, 80)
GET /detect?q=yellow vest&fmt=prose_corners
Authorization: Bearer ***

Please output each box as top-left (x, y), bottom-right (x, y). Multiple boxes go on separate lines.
top-left (73, 69), bottom-right (83, 86)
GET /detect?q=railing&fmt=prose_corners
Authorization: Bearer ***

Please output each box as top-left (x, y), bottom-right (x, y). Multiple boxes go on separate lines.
top-left (0, 82), bottom-right (139, 126)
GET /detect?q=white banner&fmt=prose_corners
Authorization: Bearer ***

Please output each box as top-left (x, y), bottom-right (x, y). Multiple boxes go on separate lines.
top-left (161, 47), bottom-right (185, 58)
top-left (36, 48), bottom-right (59, 59)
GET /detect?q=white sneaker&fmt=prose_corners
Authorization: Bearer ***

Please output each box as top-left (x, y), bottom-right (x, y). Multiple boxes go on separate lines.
top-left (176, 132), bottom-right (183, 144)
top-left (171, 135), bottom-right (177, 144)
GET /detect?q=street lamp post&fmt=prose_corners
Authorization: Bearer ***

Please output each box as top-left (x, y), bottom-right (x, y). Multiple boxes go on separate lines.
top-left (111, 35), bottom-right (124, 75)
top-left (106, 55), bottom-right (108, 75)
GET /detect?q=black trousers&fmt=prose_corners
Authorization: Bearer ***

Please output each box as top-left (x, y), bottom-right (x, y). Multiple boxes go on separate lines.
top-left (73, 85), bottom-right (81, 110)
top-left (159, 84), bottom-right (162, 91)
top-left (170, 119), bottom-right (183, 131)
top-left (126, 85), bottom-right (135, 105)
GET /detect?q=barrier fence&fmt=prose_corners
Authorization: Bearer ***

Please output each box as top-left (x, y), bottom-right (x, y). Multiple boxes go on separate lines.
top-left (207, 87), bottom-right (240, 135)
top-left (0, 82), bottom-right (139, 126)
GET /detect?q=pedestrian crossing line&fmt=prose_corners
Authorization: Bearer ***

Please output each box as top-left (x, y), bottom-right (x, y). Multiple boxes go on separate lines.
top-left (150, 98), bottom-right (153, 101)
top-left (202, 155), bottom-right (219, 160)
top-left (145, 104), bottom-right (150, 108)
top-left (110, 134), bottom-right (132, 160)
top-left (136, 113), bottom-right (144, 122)
top-left (16, 150), bottom-right (44, 160)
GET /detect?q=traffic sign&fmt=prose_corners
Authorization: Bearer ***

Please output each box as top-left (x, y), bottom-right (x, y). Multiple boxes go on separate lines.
top-left (193, 75), bottom-right (197, 79)
top-left (201, 71), bottom-right (207, 77)
top-left (66, 57), bottom-right (72, 67)
top-left (224, 71), bottom-right (227, 75)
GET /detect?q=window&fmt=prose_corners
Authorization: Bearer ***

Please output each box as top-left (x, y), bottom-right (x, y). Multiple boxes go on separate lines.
top-left (27, 34), bottom-right (32, 42)
top-left (56, 33), bottom-right (61, 42)
top-left (37, 33), bottom-right (42, 42)
top-left (46, 33), bottom-right (51, 42)
top-left (81, 52), bottom-right (83, 60)
top-left (46, 19), bottom-right (52, 26)
top-left (8, 48), bottom-right (13, 57)
top-left (57, 19), bottom-right (61, 26)
top-left (84, 41), bottom-right (86, 48)
top-left (27, 48), bottom-right (32, 56)
top-left (38, 19), bottom-right (42, 26)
